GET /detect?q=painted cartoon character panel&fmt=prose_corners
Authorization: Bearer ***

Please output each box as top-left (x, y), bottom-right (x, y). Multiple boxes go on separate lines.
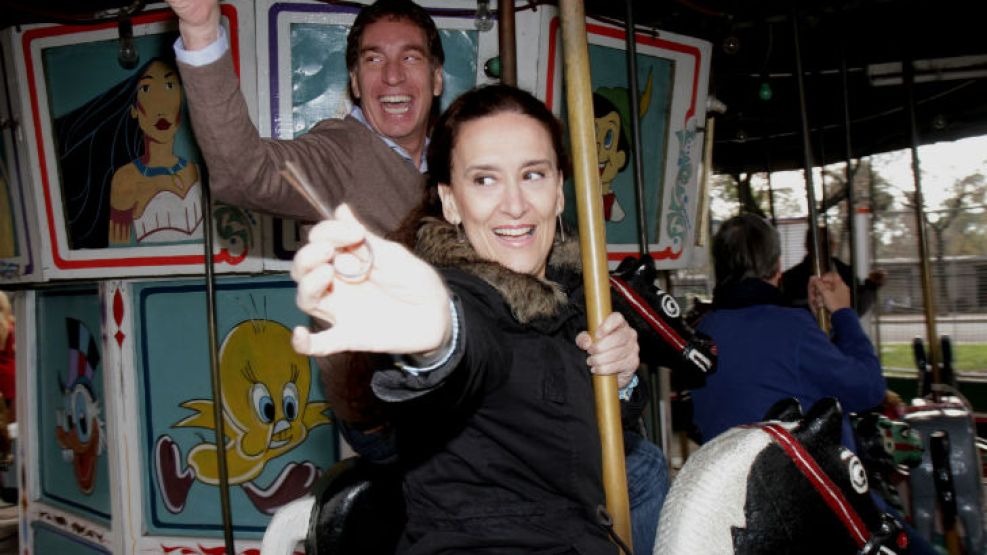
top-left (55, 56), bottom-right (202, 249)
top-left (55, 318), bottom-right (106, 495)
top-left (592, 69), bottom-right (652, 224)
top-left (154, 319), bottom-right (331, 515)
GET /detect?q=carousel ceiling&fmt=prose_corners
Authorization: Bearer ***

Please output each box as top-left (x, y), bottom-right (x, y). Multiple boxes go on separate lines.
top-left (586, 0), bottom-right (987, 175)
top-left (2, 0), bottom-right (986, 174)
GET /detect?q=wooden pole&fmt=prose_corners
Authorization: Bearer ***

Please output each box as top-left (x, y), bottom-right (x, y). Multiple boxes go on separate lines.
top-left (695, 115), bottom-right (714, 245)
top-left (497, 0), bottom-right (517, 86)
top-left (559, 1), bottom-right (632, 549)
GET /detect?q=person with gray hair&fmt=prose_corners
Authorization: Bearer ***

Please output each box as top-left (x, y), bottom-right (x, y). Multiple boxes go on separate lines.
top-left (689, 213), bottom-right (885, 450)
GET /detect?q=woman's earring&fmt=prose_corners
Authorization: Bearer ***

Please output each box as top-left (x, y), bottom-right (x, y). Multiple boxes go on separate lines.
top-left (556, 214), bottom-right (566, 244)
top-left (456, 223), bottom-right (465, 243)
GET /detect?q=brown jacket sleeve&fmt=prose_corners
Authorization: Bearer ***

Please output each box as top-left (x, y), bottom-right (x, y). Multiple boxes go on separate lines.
top-left (177, 49), bottom-right (425, 235)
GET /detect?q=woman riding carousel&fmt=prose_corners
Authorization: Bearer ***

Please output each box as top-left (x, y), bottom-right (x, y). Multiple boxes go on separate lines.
top-left (290, 84), bottom-right (679, 553)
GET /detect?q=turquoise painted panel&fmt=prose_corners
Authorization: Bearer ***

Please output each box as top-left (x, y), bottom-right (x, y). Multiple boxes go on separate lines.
top-left (32, 522), bottom-right (111, 555)
top-left (134, 275), bottom-right (336, 537)
top-left (43, 33), bottom-right (206, 250)
top-left (562, 46), bottom-right (674, 246)
top-left (36, 287), bottom-right (111, 524)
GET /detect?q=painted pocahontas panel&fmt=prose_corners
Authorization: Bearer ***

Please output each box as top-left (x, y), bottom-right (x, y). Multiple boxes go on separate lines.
top-left (10, 2), bottom-right (261, 279)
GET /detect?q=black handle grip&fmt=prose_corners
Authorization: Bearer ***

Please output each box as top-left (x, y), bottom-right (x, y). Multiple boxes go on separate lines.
top-left (940, 335), bottom-right (957, 388)
top-left (930, 431), bottom-right (958, 529)
top-left (913, 337), bottom-right (932, 397)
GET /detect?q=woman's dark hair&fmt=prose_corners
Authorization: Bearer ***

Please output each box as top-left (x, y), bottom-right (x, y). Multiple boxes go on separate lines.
top-left (426, 84), bottom-right (568, 188)
top-left (55, 56), bottom-right (175, 249)
top-left (345, 0), bottom-right (445, 72)
top-left (711, 213), bottom-right (781, 287)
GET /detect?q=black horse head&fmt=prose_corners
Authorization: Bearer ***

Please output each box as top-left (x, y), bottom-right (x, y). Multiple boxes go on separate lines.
top-left (733, 398), bottom-right (908, 554)
top-left (657, 398), bottom-right (908, 554)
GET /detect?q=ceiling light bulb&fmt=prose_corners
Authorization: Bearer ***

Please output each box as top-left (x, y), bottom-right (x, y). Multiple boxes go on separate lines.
top-left (475, 0), bottom-right (494, 32)
top-left (117, 17), bottom-right (139, 69)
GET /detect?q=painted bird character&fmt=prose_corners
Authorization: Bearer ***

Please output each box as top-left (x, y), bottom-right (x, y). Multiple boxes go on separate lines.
top-left (55, 318), bottom-right (106, 495)
top-left (154, 319), bottom-right (332, 514)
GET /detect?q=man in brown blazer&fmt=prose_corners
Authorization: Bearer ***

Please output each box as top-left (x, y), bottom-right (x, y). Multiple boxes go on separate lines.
top-left (165, 0), bottom-right (444, 235)
top-left (164, 0), bottom-right (445, 456)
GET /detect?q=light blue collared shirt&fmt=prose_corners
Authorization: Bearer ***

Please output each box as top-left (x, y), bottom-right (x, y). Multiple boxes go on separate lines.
top-left (349, 106), bottom-right (429, 173)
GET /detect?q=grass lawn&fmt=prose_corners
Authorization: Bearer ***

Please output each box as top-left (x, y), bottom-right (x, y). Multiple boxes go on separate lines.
top-left (880, 342), bottom-right (987, 372)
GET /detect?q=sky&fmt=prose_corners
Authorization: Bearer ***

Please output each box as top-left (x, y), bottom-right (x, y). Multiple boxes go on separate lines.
top-left (870, 134), bottom-right (987, 208)
top-left (720, 134), bottom-right (987, 219)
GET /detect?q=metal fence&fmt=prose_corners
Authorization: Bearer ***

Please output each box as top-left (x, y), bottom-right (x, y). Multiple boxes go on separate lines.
top-left (667, 205), bottom-right (987, 376)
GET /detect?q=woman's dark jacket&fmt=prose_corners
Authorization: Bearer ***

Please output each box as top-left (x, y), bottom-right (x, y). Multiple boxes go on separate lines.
top-left (371, 219), bottom-right (618, 554)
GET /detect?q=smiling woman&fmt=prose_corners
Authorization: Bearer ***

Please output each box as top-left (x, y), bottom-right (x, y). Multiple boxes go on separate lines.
top-left (290, 84), bottom-right (647, 553)
top-left (435, 111), bottom-right (564, 278)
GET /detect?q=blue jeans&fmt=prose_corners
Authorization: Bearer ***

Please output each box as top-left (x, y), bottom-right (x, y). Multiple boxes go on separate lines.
top-left (337, 419), bottom-right (398, 464)
top-left (625, 431), bottom-right (669, 555)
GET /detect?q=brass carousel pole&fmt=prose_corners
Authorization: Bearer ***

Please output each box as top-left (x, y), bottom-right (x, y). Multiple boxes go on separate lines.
top-left (497, 0), bottom-right (517, 86)
top-left (559, 1), bottom-right (633, 549)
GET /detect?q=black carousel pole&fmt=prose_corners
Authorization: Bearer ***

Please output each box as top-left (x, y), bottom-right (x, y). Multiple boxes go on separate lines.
top-left (902, 44), bottom-right (942, 389)
top-left (791, 6), bottom-right (828, 330)
top-left (623, 0), bottom-right (649, 256)
top-left (200, 179), bottom-right (236, 552)
top-left (839, 36), bottom-right (859, 312)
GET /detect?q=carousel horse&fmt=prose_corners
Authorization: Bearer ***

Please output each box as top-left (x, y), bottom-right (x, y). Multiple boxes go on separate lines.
top-left (656, 398), bottom-right (909, 554)
top-left (611, 254), bottom-right (717, 388)
top-left (905, 390), bottom-right (986, 555)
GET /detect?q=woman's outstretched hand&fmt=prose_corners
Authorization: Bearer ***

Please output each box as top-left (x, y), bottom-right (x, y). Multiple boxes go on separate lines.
top-left (290, 205), bottom-right (451, 357)
top-left (576, 312), bottom-right (640, 389)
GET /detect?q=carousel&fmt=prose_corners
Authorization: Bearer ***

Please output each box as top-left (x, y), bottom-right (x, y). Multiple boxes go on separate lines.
top-left (0, 0), bottom-right (985, 553)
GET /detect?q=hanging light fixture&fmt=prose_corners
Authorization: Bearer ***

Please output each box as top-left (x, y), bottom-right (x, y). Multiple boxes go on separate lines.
top-left (117, 14), bottom-right (139, 69)
top-left (475, 0), bottom-right (494, 32)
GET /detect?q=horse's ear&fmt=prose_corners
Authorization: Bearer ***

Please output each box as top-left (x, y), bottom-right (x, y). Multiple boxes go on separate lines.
top-left (795, 397), bottom-right (844, 445)
top-left (763, 397), bottom-right (803, 422)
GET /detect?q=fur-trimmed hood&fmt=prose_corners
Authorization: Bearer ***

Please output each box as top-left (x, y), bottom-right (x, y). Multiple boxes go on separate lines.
top-left (415, 218), bottom-right (581, 324)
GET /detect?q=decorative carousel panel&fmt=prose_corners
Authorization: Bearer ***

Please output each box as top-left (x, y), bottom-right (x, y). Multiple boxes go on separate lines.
top-left (255, 0), bottom-right (499, 269)
top-left (0, 36), bottom-right (41, 283)
top-left (32, 520), bottom-right (112, 555)
top-left (10, 2), bottom-right (262, 279)
top-left (33, 286), bottom-right (111, 526)
top-left (131, 275), bottom-right (336, 538)
top-left (541, 17), bottom-right (712, 270)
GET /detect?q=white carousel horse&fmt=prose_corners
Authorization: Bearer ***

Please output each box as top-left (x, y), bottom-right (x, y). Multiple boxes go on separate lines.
top-left (656, 398), bottom-right (909, 555)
